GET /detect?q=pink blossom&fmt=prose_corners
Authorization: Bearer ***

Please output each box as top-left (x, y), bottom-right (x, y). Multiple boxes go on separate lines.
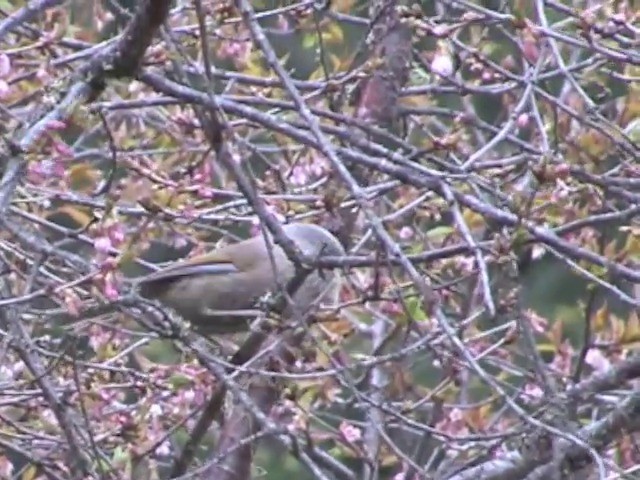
top-left (52, 140), bottom-right (73, 157)
top-left (449, 408), bottom-right (464, 422)
top-left (197, 185), bottom-right (214, 199)
top-left (36, 66), bottom-right (50, 82)
top-left (0, 80), bottom-right (9, 100)
top-left (554, 163), bottom-right (570, 179)
top-left (63, 289), bottom-right (83, 317)
top-left (286, 410), bottom-right (308, 433)
top-left (155, 441), bottom-right (171, 456)
top-left (99, 257), bottom-right (118, 273)
top-left (516, 113), bottom-right (530, 129)
top-left (436, 407), bottom-right (469, 436)
top-left (0, 361), bottom-right (24, 381)
top-left (181, 204), bottom-right (197, 219)
top-left (399, 226), bottom-right (414, 240)
top-left (276, 14), bottom-right (290, 32)
top-left (217, 40), bottom-right (251, 69)
top-left (522, 38), bottom-right (540, 64)
top-left (88, 328), bottom-right (110, 352)
top-left (0, 456), bottom-right (13, 478)
top-left (0, 53), bottom-right (10, 77)
top-left (46, 119), bottom-right (67, 131)
top-left (356, 104), bottom-right (371, 121)
top-left (108, 224), bottom-right (125, 245)
top-left (53, 159), bottom-right (66, 177)
top-left (380, 300), bottom-right (404, 316)
top-left (531, 244), bottom-right (546, 260)
top-left (523, 383), bottom-right (544, 403)
top-left (27, 162), bottom-right (47, 184)
top-left (94, 236), bottom-right (112, 254)
top-left (231, 150), bottom-right (242, 163)
top-left (524, 310), bottom-right (548, 334)
top-left (27, 158), bottom-right (65, 183)
top-left (550, 182), bottom-right (570, 202)
top-left (104, 285), bottom-right (119, 302)
top-left (549, 341), bottom-right (574, 376)
top-left (431, 53), bottom-right (454, 77)
top-left (193, 160), bottom-right (212, 182)
top-left (290, 164), bottom-right (309, 186)
top-left (172, 236), bottom-right (189, 249)
top-left (128, 81), bottom-right (143, 95)
top-left (0, 366), bottom-right (13, 381)
top-left (339, 421), bottom-right (362, 443)
top-left (308, 153), bottom-right (327, 176)
top-left (103, 274), bottom-right (120, 301)
top-left (453, 256), bottom-right (473, 273)
top-left (585, 349), bottom-right (611, 373)
top-left (41, 408), bottom-right (57, 425)
top-left (182, 389), bottom-right (196, 403)
top-left (431, 25), bottom-right (449, 38)
top-left (610, 12), bottom-right (626, 24)
top-left (148, 404), bottom-right (163, 418)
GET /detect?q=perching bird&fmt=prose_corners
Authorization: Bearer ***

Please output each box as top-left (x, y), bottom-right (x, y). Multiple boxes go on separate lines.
top-left (137, 223), bottom-right (344, 334)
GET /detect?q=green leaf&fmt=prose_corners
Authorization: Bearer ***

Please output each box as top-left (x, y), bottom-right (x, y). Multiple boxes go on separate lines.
top-left (168, 374), bottom-right (192, 389)
top-left (406, 297), bottom-right (428, 322)
top-left (322, 23), bottom-right (344, 45)
top-left (426, 225), bottom-right (454, 241)
top-left (302, 33), bottom-right (318, 50)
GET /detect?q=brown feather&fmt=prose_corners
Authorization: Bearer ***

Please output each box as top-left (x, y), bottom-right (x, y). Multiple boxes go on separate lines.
top-left (136, 223), bottom-right (345, 334)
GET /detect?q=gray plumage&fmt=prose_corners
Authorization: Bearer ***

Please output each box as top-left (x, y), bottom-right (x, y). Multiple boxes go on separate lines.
top-left (137, 223), bottom-right (344, 333)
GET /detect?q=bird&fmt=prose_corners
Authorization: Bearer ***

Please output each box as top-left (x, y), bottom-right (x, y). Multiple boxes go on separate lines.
top-left (137, 223), bottom-right (344, 334)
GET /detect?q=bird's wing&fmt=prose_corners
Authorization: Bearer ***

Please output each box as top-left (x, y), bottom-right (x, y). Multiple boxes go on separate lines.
top-left (139, 256), bottom-right (240, 283)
